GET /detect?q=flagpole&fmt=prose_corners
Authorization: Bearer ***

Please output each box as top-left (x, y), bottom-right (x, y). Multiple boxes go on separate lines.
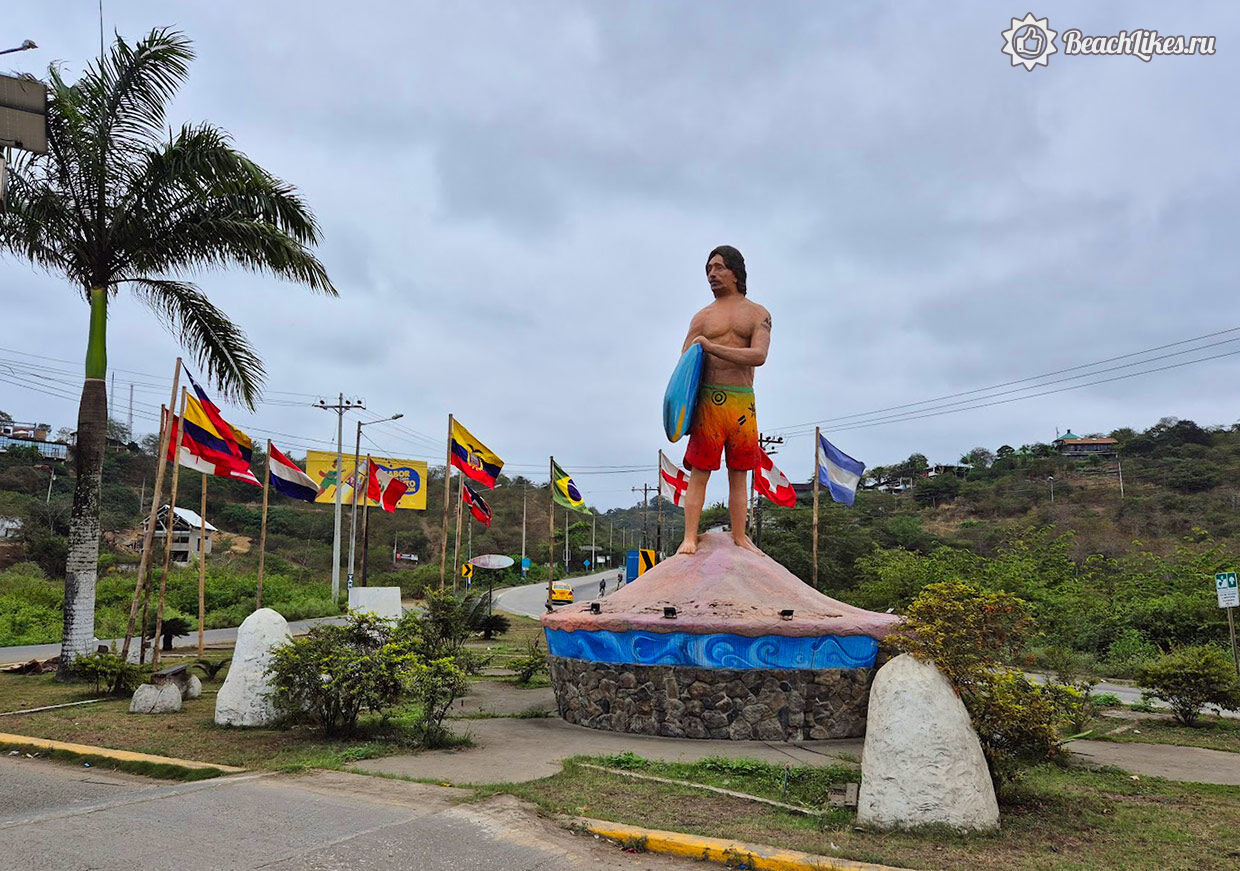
top-left (452, 470), bottom-right (464, 594)
top-left (152, 386), bottom-right (189, 669)
top-left (521, 485), bottom-right (527, 576)
top-left (656, 451), bottom-right (663, 559)
top-left (361, 454), bottom-right (372, 588)
top-left (197, 472), bottom-right (207, 657)
top-left (121, 357), bottom-right (181, 663)
top-left (347, 420), bottom-right (363, 591)
top-left (257, 440), bottom-right (271, 608)
top-left (813, 426), bottom-right (821, 589)
top-left (547, 456), bottom-right (555, 605)
top-left (439, 414), bottom-right (454, 590)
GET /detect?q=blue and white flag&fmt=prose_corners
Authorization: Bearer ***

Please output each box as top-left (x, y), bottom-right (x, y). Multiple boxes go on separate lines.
top-left (817, 434), bottom-right (865, 507)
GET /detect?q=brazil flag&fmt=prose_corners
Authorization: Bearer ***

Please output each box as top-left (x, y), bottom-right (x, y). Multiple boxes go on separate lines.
top-left (552, 460), bottom-right (591, 513)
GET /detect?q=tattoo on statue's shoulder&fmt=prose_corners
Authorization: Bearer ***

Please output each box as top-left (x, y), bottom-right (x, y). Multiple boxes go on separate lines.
top-left (761, 314), bottom-right (772, 331)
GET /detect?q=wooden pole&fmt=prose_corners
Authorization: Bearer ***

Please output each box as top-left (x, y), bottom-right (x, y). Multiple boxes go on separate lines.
top-left (256, 440), bottom-right (271, 609)
top-left (547, 456), bottom-right (555, 605)
top-left (361, 492), bottom-right (372, 587)
top-left (656, 451), bottom-right (663, 559)
top-left (121, 358), bottom-right (181, 662)
top-left (197, 472), bottom-right (207, 657)
top-left (813, 426), bottom-right (820, 589)
top-left (347, 421), bottom-right (362, 590)
top-left (152, 386), bottom-right (189, 668)
top-left (452, 470), bottom-right (464, 594)
top-left (439, 414), bottom-right (454, 589)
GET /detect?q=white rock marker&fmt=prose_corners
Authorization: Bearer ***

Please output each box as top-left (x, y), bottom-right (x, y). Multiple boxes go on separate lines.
top-left (214, 608), bottom-right (291, 727)
top-left (857, 654), bottom-right (1000, 831)
top-left (129, 682), bottom-right (182, 714)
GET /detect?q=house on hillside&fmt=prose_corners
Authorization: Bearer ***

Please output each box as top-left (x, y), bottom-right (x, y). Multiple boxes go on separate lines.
top-left (0, 433), bottom-right (69, 460)
top-left (142, 505), bottom-right (216, 564)
top-left (1053, 431), bottom-right (1119, 458)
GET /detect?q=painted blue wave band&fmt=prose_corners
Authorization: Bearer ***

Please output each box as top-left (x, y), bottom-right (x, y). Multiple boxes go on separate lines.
top-left (544, 628), bottom-right (877, 670)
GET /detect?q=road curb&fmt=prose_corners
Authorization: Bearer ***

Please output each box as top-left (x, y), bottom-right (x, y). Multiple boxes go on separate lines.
top-left (0, 731), bottom-right (245, 774)
top-left (575, 816), bottom-right (917, 871)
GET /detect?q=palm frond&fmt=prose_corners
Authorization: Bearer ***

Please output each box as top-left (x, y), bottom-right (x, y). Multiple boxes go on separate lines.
top-left (128, 278), bottom-right (266, 407)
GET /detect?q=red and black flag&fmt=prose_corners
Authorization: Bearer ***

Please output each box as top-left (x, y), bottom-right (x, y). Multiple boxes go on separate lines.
top-left (461, 482), bottom-right (492, 527)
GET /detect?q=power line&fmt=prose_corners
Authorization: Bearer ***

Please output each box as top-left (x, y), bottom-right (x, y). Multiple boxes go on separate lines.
top-left (774, 326), bottom-right (1240, 436)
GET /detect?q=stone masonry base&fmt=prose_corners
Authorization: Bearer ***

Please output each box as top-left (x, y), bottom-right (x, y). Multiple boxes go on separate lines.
top-left (549, 655), bottom-right (875, 741)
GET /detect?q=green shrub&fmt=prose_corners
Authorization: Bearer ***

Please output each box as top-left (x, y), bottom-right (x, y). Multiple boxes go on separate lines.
top-left (1136, 645), bottom-right (1240, 726)
top-left (73, 650), bottom-right (149, 695)
top-left (889, 581), bottom-right (1036, 689)
top-left (512, 638), bottom-right (548, 686)
top-left (1106, 628), bottom-right (1159, 674)
top-left (410, 657), bottom-right (467, 747)
top-left (1091, 692), bottom-right (1122, 708)
top-left (267, 612), bottom-right (416, 738)
top-left (890, 581), bottom-right (1068, 788)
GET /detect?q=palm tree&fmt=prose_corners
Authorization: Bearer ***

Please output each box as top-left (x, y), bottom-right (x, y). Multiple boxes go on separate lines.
top-left (0, 29), bottom-right (336, 677)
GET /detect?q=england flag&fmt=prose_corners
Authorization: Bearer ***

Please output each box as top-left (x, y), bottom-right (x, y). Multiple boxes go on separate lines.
top-left (817, 433), bottom-right (865, 507)
top-left (659, 451), bottom-right (689, 507)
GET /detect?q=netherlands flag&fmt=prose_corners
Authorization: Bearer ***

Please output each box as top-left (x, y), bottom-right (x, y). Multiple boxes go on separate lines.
top-left (269, 444), bottom-right (318, 502)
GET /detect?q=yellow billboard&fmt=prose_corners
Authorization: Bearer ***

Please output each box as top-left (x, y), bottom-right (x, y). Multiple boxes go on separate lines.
top-left (304, 450), bottom-right (428, 511)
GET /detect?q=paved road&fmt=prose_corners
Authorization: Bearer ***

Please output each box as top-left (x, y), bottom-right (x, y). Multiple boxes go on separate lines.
top-left (0, 616), bottom-right (346, 666)
top-left (0, 755), bottom-right (698, 871)
top-left (1027, 672), bottom-right (1239, 720)
top-left (494, 567), bottom-right (626, 618)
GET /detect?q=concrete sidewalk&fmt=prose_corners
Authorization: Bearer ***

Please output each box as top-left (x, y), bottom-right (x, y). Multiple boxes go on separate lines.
top-left (353, 716), bottom-right (863, 785)
top-left (1067, 738), bottom-right (1240, 785)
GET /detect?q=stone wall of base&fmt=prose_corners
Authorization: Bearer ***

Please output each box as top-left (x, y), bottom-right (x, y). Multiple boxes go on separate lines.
top-left (549, 656), bottom-right (875, 741)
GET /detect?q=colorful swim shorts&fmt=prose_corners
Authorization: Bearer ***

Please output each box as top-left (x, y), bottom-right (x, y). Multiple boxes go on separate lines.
top-left (683, 384), bottom-right (762, 472)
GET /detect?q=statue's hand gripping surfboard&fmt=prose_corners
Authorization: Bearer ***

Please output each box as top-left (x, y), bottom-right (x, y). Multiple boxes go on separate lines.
top-left (663, 343), bottom-right (704, 443)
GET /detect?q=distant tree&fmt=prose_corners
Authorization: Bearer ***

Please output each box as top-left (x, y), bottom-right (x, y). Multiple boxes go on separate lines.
top-left (0, 410), bottom-right (11, 423)
top-left (961, 447), bottom-right (995, 469)
top-left (901, 453), bottom-right (929, 473)
top-left (996, 445), bottom-right (1015, 459)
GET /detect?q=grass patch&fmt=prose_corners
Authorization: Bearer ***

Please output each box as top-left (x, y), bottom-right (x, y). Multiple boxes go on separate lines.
top-left (0, 669), bottom-right (466, 771)
top-left (1092, 712), bottom-right (1240, 754)
top-left (0, 740), bottom-right (228, 781)
top-left (484, 755), bottom-right (1240, 871)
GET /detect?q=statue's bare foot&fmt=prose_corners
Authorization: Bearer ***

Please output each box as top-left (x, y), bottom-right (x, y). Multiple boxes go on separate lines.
top-left (733, 534), bottom-right (763, 555)
top-left (675, 538), bottom-right (698, 556)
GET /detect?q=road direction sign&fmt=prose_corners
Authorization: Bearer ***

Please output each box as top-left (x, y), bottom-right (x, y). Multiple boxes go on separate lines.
top-left (1216, 571), bottom-right (1239, 608)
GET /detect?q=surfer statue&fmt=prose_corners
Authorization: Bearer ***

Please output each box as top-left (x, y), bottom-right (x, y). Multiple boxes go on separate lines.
top-left (674, 245), bottom-right (771, 556)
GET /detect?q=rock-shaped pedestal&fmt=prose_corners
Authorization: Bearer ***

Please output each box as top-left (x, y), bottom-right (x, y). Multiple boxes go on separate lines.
top-left (542, 531), bottom-right (901, 740)
top-left (130, 682), bottom-right (182, 714)
top-left (857, 654), bottom-right (999, 831)
top-left (184, 674), bottom-right (202, 700)
top-left (214, 608), bottom-right (291, 727)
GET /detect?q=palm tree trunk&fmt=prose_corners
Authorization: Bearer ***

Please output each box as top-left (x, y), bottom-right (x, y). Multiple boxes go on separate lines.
top-left (58, 288), bottom-right (108, 679)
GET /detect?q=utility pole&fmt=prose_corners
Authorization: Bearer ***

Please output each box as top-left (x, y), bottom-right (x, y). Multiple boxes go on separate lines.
top-left (1117, 457), bottom-right (1125, 499)
top-left (1048, 475), bottom-right (1055, 503)
top-left (631, 484), bottom-right (651, 549)
top-left (316, 394), bottom-right (364, 601)
top-left (127, 383), bottom-right (133, 441)
top-left (754, 433), bottom-right (784, 549)
top-left (521, 485), bottom-right (527, 577)
top-left (564, 508), bottom-right (570, 573)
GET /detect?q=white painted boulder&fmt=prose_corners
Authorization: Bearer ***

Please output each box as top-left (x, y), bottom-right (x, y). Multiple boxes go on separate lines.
top-left (184, 674), bottom-right (202, 700)
top-left (214, 608), bottom-right (291, 727)
top-left (130, 682), bottom-right (182, 714)
top-left (857, 654), bottom-right (999, 831)
top-left (347, 587), bottom-right (403, 622)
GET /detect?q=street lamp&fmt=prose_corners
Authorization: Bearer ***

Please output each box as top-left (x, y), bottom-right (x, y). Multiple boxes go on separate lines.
top-left (347, 413), bottom-right (404, 587)
top-left (0, 40), bottom-right (37, 56)
top-left (1048, 476), bottom-right (1055, 503)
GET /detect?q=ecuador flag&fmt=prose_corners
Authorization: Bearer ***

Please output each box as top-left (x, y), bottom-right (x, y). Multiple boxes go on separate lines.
top-left (449, 419), bottom-right (503, 488)
top-left (552, 460), bottom-right (590, 513)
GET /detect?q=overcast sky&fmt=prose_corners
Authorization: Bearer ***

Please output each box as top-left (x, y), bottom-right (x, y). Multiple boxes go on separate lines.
top-left (3, 2), bottom-right (1239, 509)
